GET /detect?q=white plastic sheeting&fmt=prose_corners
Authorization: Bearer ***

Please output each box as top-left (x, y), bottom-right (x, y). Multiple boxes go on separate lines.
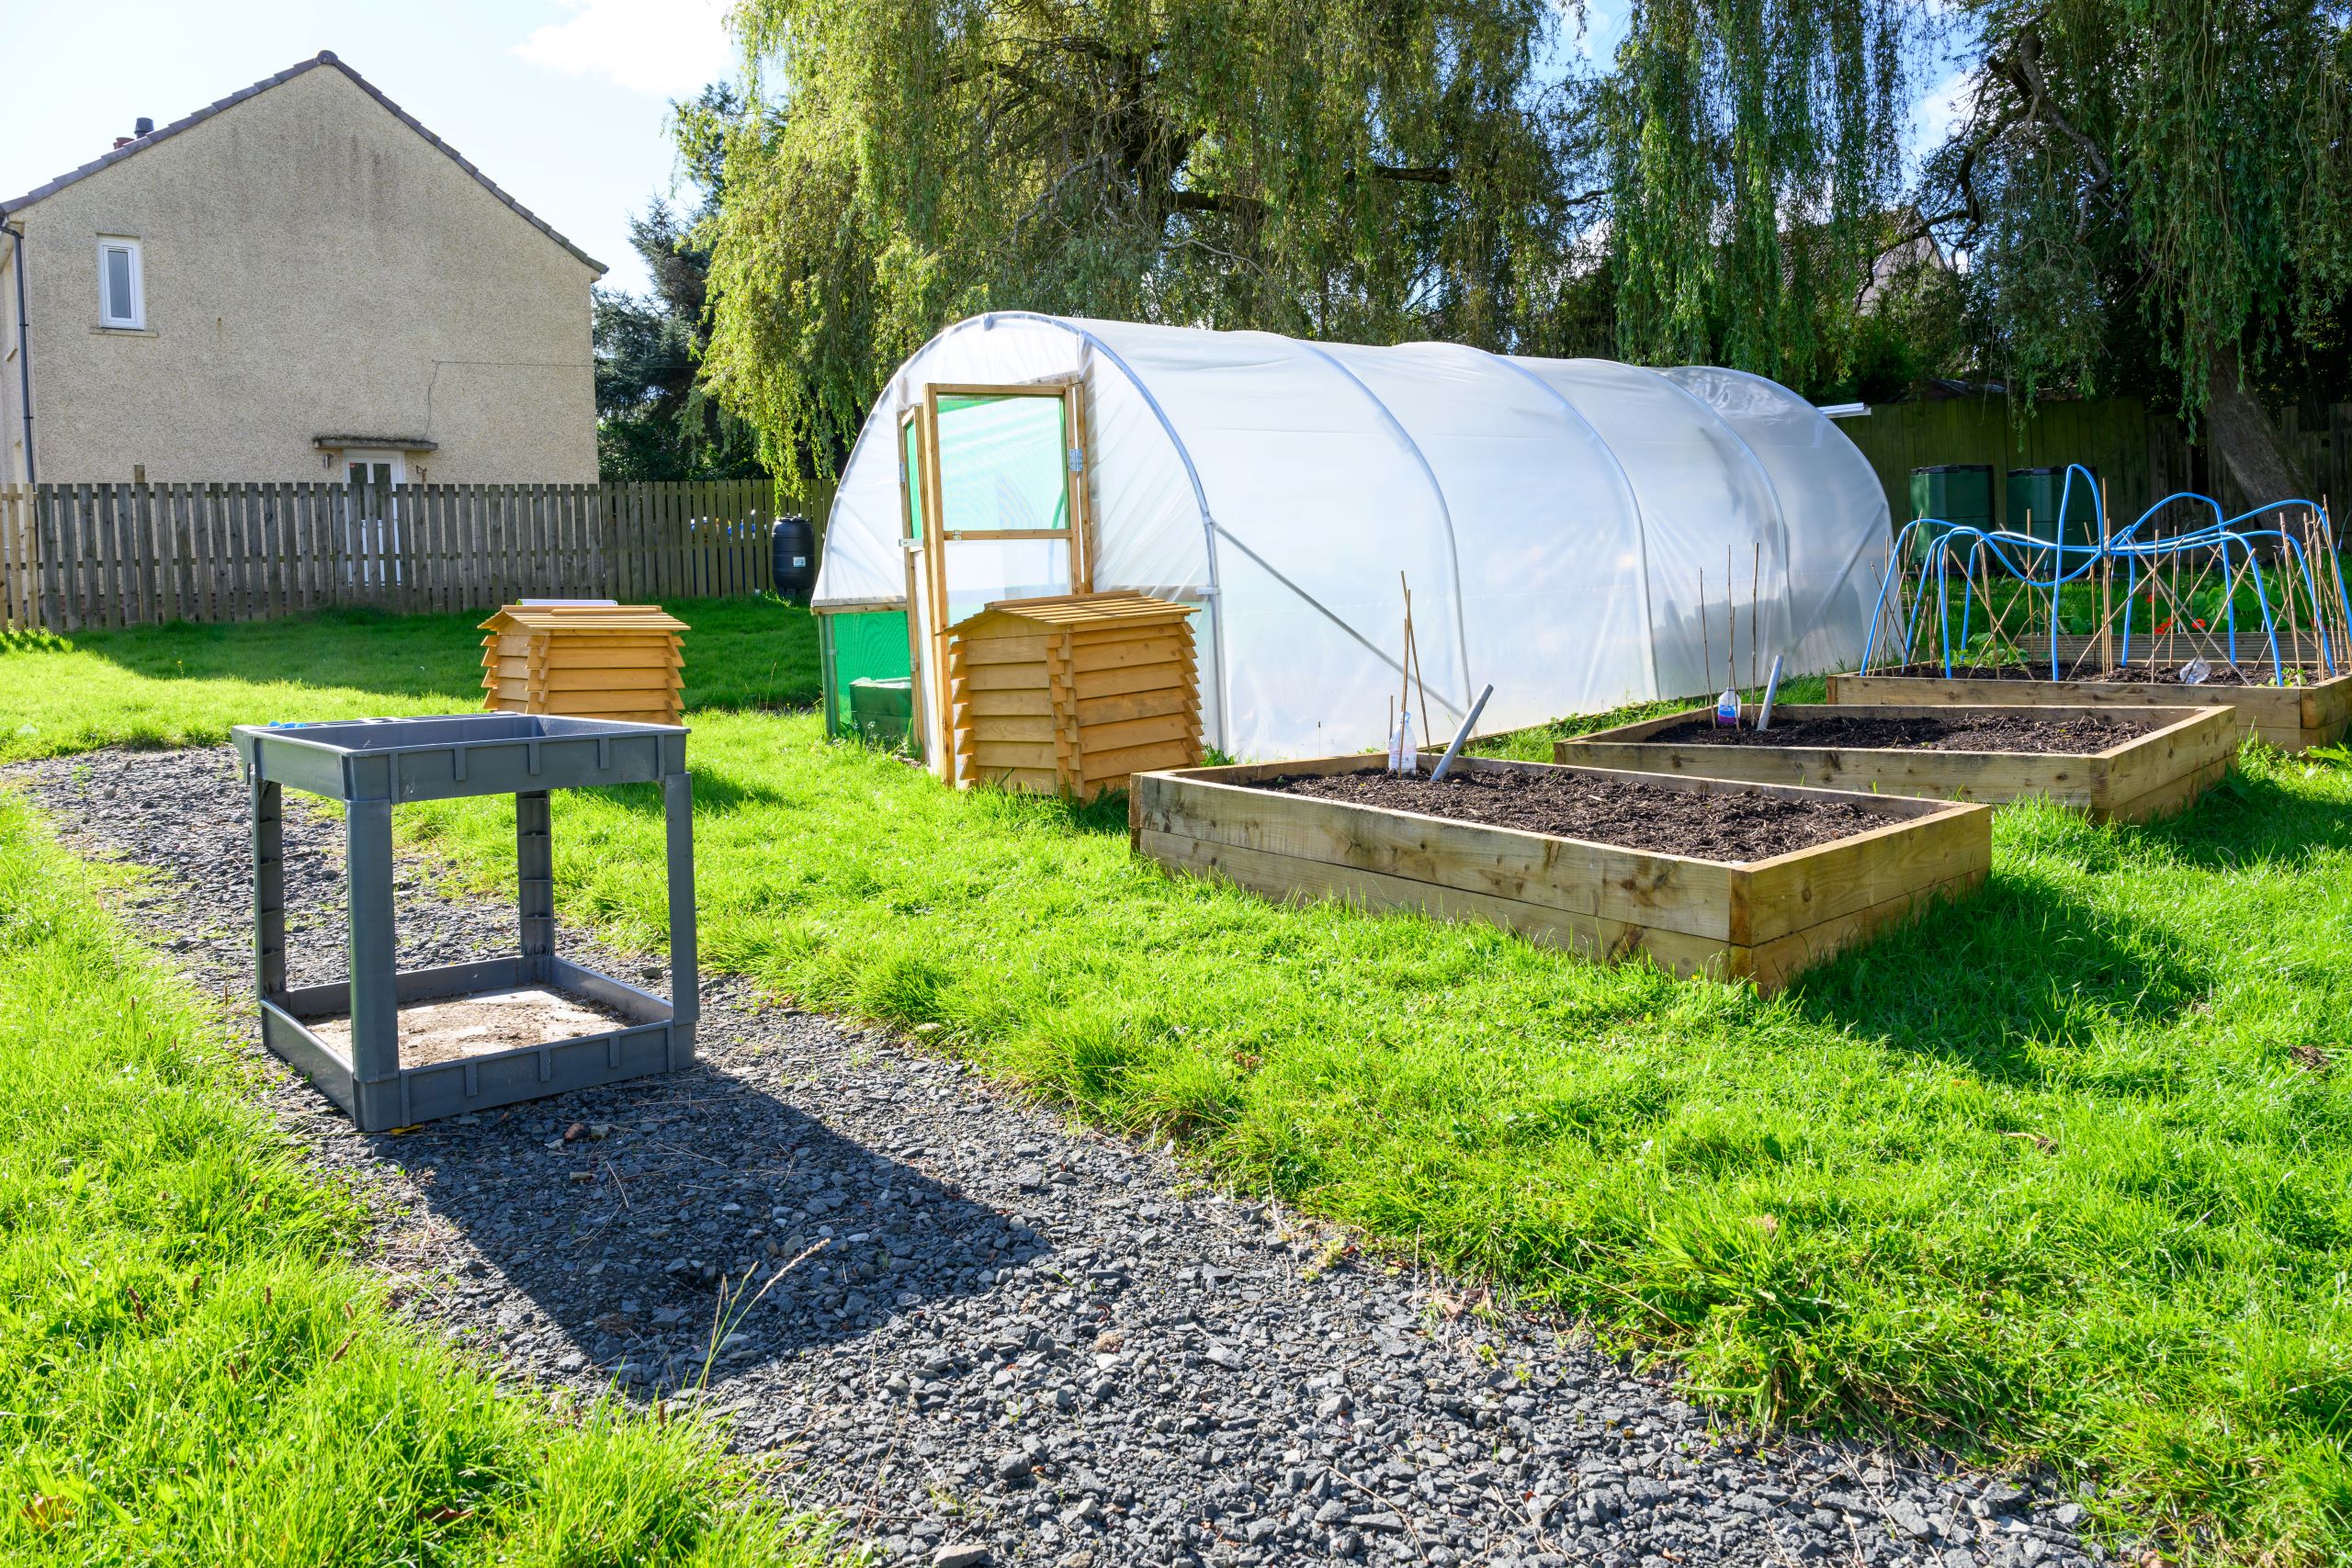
top-left (813, 313), bottom-right (1892, 761)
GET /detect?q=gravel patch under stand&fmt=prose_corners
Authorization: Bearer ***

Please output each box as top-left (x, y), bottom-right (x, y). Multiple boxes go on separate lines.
top-left (6, 746), bottom-right (2107, 1568)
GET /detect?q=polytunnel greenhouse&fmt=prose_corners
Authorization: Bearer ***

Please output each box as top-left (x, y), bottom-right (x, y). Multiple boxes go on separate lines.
top-left (811, 312), bottom-right (1893, 765)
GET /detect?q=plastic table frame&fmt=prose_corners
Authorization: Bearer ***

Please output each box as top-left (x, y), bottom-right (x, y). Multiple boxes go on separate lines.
top-left (232, 714), bottom-right (696, 1132)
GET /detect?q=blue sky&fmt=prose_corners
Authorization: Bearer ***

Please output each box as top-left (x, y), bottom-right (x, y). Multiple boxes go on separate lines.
top-left (1, 2), bottom-right (1966, 301)
top-left (0, 0), bottom-right (740, 297)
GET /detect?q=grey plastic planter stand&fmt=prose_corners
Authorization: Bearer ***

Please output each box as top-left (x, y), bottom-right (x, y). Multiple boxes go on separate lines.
top-left (232, 714), bottom-right (697, 1132)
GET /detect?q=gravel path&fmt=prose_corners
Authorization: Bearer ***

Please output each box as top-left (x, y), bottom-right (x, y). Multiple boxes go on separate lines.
top-left (6, 746), bottom-right (2106, 1568)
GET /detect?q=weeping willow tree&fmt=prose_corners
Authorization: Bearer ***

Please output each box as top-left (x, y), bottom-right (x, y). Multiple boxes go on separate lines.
top-left (1914, 1), bottom-right (2352, 499)
top-left (1603, 0), bottom-right (1923, 389)
top-left (696, 0), bottom-right (1589, 486)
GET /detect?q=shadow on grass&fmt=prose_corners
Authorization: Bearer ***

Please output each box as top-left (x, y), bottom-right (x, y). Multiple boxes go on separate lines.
top-left (40, 600), bottom-right (823, 712)
top-left (2121, 763), bottom-right (2352, 869)
top-left (357, 1068), bottom-right (1048, 1394)
top-left (1787, 868), bottom-right (2210, 1085)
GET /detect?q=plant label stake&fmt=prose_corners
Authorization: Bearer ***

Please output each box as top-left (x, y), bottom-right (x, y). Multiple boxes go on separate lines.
top-left (1428, 684), bottom-right (1494, 782)
top-left (1756, 655), bottom-right (1784, 732)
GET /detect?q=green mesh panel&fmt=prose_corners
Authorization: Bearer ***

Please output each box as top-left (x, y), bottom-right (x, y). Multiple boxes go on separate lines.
top-left (822, 609), bottom-right (912, 738)
top-left (935, 395), bottom-right (1069, 533)
top-left (902, 420), bottom-right (926, 539)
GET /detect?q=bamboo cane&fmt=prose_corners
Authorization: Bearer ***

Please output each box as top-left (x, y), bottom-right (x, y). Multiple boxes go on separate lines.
top-left (1700, 568), bottom-right (1711, 699)
top-left (1748, 540), bottom-right (1760, 691)
top-left (2280, 512), bottom-right (2307, 673)
top-left (2099, 479), bottom-right (2113, 673)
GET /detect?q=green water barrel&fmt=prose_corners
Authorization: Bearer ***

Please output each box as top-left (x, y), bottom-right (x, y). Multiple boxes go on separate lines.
top-left (2007, 467), bottom-right (2102, 547)
top-left (1906, 465), bottom-right (1995, 561)
top-left (848, 676), bottom-right (916, 750)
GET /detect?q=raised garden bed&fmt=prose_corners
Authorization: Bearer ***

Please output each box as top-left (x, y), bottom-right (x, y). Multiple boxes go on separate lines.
top-left (1558, 703), bottom-right (2237, 823)
top-left (1827, 664), bottom-right (2352, 754)
top-left (1130, 755), bottom-right (1990, 992)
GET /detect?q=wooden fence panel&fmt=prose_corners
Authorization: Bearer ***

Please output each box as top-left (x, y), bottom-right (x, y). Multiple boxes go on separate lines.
top-left (2, 479), bottom-right (798, 631)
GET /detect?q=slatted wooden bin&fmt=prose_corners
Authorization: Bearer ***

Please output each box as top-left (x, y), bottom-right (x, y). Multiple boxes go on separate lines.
top-left (481, 604), bottom-right (688, 726)
top-left (946, 592), bottom-right (1202, 798)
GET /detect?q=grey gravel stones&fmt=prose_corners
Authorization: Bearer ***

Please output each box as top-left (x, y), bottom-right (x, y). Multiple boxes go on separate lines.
top-left (6, 745), bottom-right (2111, 1568)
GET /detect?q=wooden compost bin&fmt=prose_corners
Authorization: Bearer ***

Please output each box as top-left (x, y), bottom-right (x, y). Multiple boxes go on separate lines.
top-left (1826, 669), bottom-right (2352, 754)
top-left (481, 604), bottom-right (687, 726)
top-left (947, 592), bottom-right (1201, 799)
top-left (1130, 755), bottom-right (1991, 993)
top-left (1558, 703), bottom-right (2236, 823)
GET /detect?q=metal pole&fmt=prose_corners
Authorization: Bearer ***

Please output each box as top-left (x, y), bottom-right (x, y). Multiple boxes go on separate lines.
top-left (6, 222), bottom-right (31, 483)
top-left (252, 777), bottom-right (286, 1001)
top-left (516, 790), bottom-right (554, 985)
top-left (663, 771), bottom-right (699, 1060)
top-left (345, 797), bottom-right (401, 1127)
top-left (1427, 684), bottom-right (1494, 782)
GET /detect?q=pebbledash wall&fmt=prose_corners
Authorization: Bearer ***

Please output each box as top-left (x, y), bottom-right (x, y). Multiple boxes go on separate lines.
top-left (0, 52), bottom-right (601, 487)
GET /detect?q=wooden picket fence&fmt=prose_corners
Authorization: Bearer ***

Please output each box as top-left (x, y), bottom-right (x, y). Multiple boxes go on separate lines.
top-left (0, 479), bottom-right (819, 634)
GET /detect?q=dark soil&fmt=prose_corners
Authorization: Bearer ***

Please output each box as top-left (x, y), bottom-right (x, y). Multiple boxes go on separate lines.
top-left (1253, 766), bottom-right (1888, 860)
top-left (1646, 711), bottom-right (2154, 753)
top-left (1881, 660), bottom-right (2328, 689)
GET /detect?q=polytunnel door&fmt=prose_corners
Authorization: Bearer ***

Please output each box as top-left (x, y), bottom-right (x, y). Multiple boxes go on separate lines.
top-left (907, 382), bottom-right (1095, 781)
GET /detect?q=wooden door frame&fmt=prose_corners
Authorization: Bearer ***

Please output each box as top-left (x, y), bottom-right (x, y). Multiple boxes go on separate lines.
top-left (904, 381), bottom-right (1094, 780)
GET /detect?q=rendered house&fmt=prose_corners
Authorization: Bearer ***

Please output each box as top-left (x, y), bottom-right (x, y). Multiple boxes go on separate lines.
top-left (0, 51), bottom-right (603, 487)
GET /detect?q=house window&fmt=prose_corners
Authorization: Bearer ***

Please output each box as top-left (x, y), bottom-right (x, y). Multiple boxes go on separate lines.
top-left (97, 238), bottom-right (143, 329)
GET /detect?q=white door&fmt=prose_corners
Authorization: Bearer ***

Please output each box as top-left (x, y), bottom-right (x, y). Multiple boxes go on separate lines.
top-left (344, 450), bottom-right (405, 586)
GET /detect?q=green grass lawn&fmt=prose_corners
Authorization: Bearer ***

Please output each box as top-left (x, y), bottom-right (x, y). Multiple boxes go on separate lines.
top-left (0, 791), bottom-right (834, 1566)
top-left (0, 596), bottom-right (817, 762)
top-left (6, 607), bottom-right (2351, 1562)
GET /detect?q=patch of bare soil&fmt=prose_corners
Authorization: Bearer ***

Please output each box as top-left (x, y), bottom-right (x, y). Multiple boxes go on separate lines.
top-left (1253, 767), bottom-right (1888, 861)
top-left (1648, 711), bottom-right (2154, 754)
top-left (309, 986), bottom-right (635, 1068)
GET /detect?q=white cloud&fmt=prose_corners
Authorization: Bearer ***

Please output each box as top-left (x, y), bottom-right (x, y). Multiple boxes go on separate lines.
top-left (1912, 67), bottom-right (1977, 157)
top-left (514, 0), bottom-right (734, 97)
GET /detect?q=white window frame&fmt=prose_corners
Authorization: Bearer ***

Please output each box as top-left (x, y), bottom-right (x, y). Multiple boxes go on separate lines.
top-left (96, 237), bottom-right (144, 330)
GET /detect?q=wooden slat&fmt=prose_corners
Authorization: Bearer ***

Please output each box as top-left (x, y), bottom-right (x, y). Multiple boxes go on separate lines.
top-left (535, 666), bottom-right (680, 693)
top-left (1134, 825), bottom-right (1742, 983)
top-left (39, 487), bottom-right (63, 632)
top-left (133, 483), bottom-right (159, 624)
top-left (94, 483), bottom-right (119, 627)
top-left (1075, 711), bottom-right (1196, 753)
top-left (1078, 737), bottom-right (1202, 784)
top-left (539, 647), bottom-right (685, 670)
top-left (267, 483), bottom-right (291, 618)
top-left (234, 482), bottom-right (258, 620)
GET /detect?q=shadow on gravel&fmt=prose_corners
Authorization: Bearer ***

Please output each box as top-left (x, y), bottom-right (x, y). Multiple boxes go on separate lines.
top-left (355, 1061), bottom-right (1050, 1391)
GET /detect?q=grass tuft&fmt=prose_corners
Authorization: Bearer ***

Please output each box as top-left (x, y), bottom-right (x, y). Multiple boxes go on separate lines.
top-left (0, 793), bottom-right (834, 1567)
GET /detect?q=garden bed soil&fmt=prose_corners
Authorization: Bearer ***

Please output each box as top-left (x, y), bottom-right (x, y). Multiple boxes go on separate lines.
top-left (1256, 765), bottom-right (1883, 860)
top-left (1882, 660), bottom-right (2322, 687)
top-left (1136, 755), bottom-right (1991, 991)
top-left (1646, 710), bottom-right (2154, 753)
top-left (1828, 666), bottom-right (2352, 754)
top-left (1560, 703), bottom-right (2238, 823)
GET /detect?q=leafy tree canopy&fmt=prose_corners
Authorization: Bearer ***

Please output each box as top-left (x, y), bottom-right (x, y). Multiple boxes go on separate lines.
top-left (594, 85), bottom-right (769, 481)
top-left (1913, 0), bottom-right (2352, 496)
top-left (695, 0), bottom-right (2349, 496)
top-left (698, 0), bottom-right (1600, 486)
